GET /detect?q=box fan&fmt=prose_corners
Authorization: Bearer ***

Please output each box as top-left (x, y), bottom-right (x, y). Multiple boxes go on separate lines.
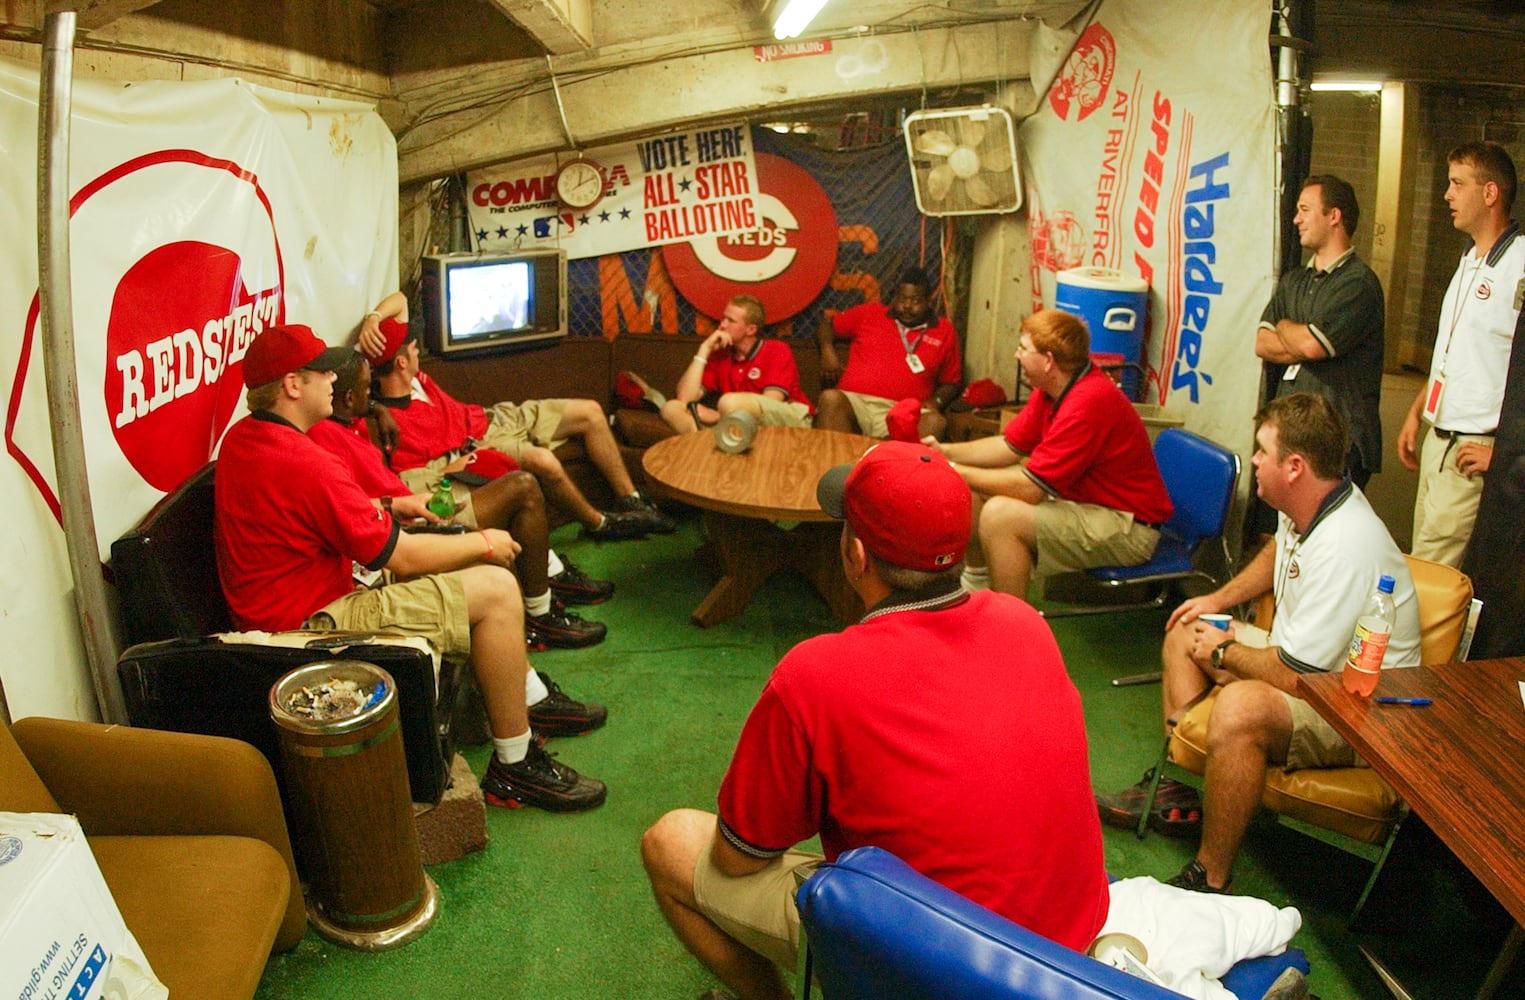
top-left (903, 106), bottom-right (1022, 216)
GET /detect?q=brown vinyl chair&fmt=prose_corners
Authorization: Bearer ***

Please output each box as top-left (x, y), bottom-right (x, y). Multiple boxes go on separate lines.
top-left (2, 716), bottom-right (306, 999)
top-left (1140, 554), bottom-right (1474, 920)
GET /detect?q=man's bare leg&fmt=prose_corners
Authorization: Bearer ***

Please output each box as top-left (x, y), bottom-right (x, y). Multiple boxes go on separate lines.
top-left (458, 564), bottom-right (530, 738)
top-left (554, 399), bottom-right (638, 498)
top-left (518, 446), bottom-right (604, 530)
top-left (979, 495), bottom-right (1039, 599)
top-left (813, 389), bottom-right (858, 433)
top-left (471, 471), bottom-right (550, 600)
top-left (642, 809), bottom-right (792, 1000)
top-left (1194, 682), bottom-right (1294, 888)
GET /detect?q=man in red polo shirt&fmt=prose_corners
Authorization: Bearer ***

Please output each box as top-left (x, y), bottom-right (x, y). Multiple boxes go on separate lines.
top-left (641, 442), bottom-right (1108, 999)
top-left (815, 266), bottom-right (963, 440)
top-left (657, 294), bottom-right (813, 433)
top-left (932, 309), bottom-right (1171, 600)
top-left (309, 351), bottom-right (613, 650)
top-left (214, 323), bottom-right (606, 812)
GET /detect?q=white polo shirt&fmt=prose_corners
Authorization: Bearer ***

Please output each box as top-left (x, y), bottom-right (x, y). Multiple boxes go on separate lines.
top-left (1428, 224), bottom-right (1524, 433)
top-left (1270, 482), bottom-right (1421, 674)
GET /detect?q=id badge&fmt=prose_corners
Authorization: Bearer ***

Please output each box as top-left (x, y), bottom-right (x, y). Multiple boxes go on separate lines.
top-left (1281, 363), bottom-right (1301, 381)
top-left (1422, 372), bottom-right (1446, 423)
top-left (906, 353), bottom-right (926, 374)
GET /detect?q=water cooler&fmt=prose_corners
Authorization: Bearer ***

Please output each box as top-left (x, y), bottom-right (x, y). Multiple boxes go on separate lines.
top-left (1054, 267), bottom-right (1149, 400)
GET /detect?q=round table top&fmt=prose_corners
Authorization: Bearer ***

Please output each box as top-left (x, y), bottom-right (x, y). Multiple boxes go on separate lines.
top-left (642, 426), bottom-right (878, 521)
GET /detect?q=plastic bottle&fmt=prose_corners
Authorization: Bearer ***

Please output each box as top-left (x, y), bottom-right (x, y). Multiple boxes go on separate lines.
top-left (1343, 574), bottom-right (1395, 697)
top-left (427, 478), bottom-right (456, 519)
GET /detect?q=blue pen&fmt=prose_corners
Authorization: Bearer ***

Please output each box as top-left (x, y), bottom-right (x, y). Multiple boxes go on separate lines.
top-left (1374, 697), bottom-right (1432, 706)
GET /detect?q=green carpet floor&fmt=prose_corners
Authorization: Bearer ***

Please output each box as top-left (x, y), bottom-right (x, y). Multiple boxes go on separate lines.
top-left (254, 513), bottom-right (1518, 999)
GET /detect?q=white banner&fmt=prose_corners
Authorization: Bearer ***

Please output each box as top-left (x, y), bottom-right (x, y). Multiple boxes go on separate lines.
top-left (1021, 0), bottom-right (1276, 448)
top-left (0, 57), bottom-right (398, 718)
top-left (466, 124), bottom-right (760, 260)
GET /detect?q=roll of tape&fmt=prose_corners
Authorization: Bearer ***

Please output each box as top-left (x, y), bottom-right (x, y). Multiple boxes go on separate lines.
top-left (714, 410), bottom-right (759, 454)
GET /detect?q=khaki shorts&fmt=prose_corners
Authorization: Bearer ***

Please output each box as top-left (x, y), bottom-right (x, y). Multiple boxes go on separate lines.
top-left (396, 469), bottom-right (480, 528)
top-left (481, 398), bottom-right (571, 460)
top-left (1234, 627), bottom-right (1363, 771)
top-left (750, 395), bottom-right (813, 429)
top-left (1033, 500), bottom-right (1159, 577)
top-left (308, 572), bottom-right (472, 659)
top-left (840, 391), bottom-right (896, 439)
top-left (692, 839), bottom-right (822, 969)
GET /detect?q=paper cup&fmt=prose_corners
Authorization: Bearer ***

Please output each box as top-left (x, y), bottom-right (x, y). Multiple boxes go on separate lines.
top-left (1200, 614), bottom-right (1232, 631)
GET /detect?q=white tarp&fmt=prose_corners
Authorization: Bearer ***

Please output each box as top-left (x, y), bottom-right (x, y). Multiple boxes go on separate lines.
top-left (1021, 0), bottom-right (1276, 448)
top-left (465, 124), bottom-right (760, 260)
top-left (0, 57), bottom-right (398, 719)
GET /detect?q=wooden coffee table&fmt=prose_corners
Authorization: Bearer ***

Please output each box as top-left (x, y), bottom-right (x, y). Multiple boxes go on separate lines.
top-left (642, 426), bottom-right (876, 627)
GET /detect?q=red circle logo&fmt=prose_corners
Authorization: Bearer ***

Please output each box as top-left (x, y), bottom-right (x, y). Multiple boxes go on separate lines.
top-left (27, 150), bottom-right (286, 494)
top-left (665, 153), bottom-right (838, 323)
top-left (1048, 22), bottom-right (1116, 123)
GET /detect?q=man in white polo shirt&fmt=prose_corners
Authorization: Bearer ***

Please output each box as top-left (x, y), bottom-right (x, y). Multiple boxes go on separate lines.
top-left (1397, 141), bottom-right (1523, 568)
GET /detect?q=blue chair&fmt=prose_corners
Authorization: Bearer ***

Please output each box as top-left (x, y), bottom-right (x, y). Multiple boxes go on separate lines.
top-left (794, 846), bottom-right (1308, 1000)
top-left (1045, 428), bottom-right (1239, 620)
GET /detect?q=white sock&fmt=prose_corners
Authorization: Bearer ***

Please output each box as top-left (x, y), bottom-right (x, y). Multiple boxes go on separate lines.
top-left (492, 730), bottom-right (532, 765)
top-left (525, 668), bottom-right (549, 707)
top-left (547, 549), bottom-right (565, 577)
top-left (525, 591), bottom-right (552, 617)
top-left (961, 565), bottom-right (990, 592)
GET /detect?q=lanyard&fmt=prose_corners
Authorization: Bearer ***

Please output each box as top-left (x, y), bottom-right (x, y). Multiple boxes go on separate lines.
top-left (896, 320), bottom-right (927, 357)
top-left (1436, 255), bottom-right (1484, 377)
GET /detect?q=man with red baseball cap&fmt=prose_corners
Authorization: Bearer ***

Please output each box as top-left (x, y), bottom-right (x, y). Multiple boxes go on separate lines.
top-left (215, 323), bottom-right (608, 812)
top-left (641, 441), bottom-right (1109, 999)
top-left (359, 292), bottom-right (672, 541)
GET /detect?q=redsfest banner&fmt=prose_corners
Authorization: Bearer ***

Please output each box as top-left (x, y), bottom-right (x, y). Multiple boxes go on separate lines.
top-left (1021, 0), bottom-right (1275, 446)
top-left (0, 57), bottom-right (397, 717)
top-left (466, 124), bottom-right (761, 260)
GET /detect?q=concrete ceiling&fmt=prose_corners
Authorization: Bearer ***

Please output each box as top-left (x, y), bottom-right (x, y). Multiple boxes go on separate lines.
top-left (27, 0), bottom-right (1525, 184)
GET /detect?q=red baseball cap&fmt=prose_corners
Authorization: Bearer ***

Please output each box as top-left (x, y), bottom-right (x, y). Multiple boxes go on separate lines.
top-left (816, 441), bottom-right (970, 571)
top-left (885, 397), bottom-right (923, 442)
top-left (363, 316), bottom-right (415, 365)
top-left (242, 324), bottom-right (353, 388)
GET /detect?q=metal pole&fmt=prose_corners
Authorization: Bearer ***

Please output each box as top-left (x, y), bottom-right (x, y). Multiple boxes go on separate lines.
top-left (37, 11), bottom-right (128, 724)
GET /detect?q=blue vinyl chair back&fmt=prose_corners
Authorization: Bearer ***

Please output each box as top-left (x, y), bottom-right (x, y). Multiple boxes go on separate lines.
top-left (1155, 427), bottom-right (1238, 551)
top-left (795, 846), bottom-right (1307, 1000)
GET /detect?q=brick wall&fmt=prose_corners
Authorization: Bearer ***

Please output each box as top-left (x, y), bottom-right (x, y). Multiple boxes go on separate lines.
top-left (1308, 91), bottom-right (1381, 264)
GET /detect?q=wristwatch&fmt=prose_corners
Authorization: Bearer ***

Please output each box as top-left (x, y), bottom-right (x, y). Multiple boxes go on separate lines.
top-left (1210, 639), bottom-right (1238, 668)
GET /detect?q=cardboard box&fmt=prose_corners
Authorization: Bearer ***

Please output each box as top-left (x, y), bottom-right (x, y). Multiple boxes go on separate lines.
top-left (0, 813), bottom-right (166, 1000)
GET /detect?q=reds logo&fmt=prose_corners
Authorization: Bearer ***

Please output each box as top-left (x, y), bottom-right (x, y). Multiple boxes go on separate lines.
top-left (1048, 22), bottom-right (1116, 122)
top-left (665, 154), bottom-right (838, 323)
top-left (746, 365), bottom-right (763, 381)
top-left (1477, 281), bottom-right (1492, 300)
top-left (12, 150), bottom-right (283, 515)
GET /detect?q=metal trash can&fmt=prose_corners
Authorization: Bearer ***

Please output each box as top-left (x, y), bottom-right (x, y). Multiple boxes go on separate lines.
top-left (269, 660), bottom-right (439, 950)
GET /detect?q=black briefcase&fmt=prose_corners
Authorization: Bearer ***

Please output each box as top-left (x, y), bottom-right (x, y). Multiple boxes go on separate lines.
top-left (117, 631), bottom-right (457, 805)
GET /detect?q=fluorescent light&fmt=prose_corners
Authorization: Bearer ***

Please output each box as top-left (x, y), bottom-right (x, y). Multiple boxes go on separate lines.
top-left (1310, 79), bottom-right (1383, 92)
top-left (773, 0), bottom-right (829, 39)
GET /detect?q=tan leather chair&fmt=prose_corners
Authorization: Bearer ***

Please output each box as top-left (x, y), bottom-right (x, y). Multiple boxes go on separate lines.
top-left (1148, 555), bottom-right (1473, 916)
top-left (2, 716), bottom-right (305, 999)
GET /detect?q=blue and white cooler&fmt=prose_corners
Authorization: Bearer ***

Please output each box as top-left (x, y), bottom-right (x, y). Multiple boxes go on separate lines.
top-left (1054, 267), bottom-right (1149, 400)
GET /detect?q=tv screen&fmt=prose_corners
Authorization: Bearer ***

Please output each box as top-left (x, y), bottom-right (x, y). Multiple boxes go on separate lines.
top-left (421, 250), bottom-right (566, 357)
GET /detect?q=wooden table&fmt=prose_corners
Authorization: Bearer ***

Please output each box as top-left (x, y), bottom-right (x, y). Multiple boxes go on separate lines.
top-left (642, 426), bottom-right (875, 627)
top-left (1299, 659), bottom-right (1525, 997)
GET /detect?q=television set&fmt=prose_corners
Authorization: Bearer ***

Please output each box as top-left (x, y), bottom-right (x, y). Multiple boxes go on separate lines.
top-left (420, 249), bottom-right (567, 357)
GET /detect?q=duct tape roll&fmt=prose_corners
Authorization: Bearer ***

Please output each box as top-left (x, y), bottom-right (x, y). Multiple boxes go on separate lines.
top-left (714, 410), bottom-right (759, 454)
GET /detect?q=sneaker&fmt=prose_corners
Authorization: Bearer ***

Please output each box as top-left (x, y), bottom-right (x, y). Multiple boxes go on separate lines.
top-left (525, 604), bottom-right (607, 650)
top-left (612, 494), bottom-right (677, 534)
top-left (1167, 858), bottom-right (1231, 894)
top-left (1096, 768), bottom-right (1201, 832)
top-left (480, 741), bottom-right (606, 811)
top-left (586, 510), bottom-right (650, 541)
top-left (528, 671), bottom-right (608, 737)
top-left (548, 558), bottom-right (615, 605)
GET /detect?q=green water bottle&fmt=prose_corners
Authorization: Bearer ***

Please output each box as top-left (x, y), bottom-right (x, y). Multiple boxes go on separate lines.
top-left (427, 478), bottom-right (456, 519)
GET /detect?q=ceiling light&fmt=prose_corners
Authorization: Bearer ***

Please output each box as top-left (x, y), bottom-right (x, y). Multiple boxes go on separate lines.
top-left (773, 0), bottom-right (829, 39)
top-left (1310, 79), bottom-right (1383, 92)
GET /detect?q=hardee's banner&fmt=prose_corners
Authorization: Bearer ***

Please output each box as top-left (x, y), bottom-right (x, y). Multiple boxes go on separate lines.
top-left (0, 57), bottom-right (396, 716)
top-left (1021, 0), bottom-right (1275, 446)
top-left (466, 125), bottom-right (761, 260)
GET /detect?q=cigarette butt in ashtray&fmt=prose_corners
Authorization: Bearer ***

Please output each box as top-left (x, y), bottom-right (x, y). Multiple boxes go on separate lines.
top-left (714, 411), bottom-right (759, 454)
